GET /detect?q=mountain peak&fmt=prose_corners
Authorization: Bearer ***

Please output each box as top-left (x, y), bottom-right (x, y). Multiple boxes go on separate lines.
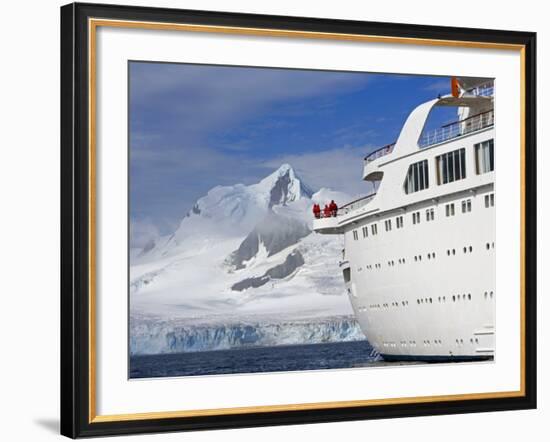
top-left (258, 164), bottom-right (313, 207)
top-left (277, 163), bottom-right (293, 173)
top-left (259, 163), bottom-right (295, 183)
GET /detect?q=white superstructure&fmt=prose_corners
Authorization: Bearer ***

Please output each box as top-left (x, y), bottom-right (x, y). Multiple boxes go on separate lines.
top-left (313, 78), bottom-right (495, 361)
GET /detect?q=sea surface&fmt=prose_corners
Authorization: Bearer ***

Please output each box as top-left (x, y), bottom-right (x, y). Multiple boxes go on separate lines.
top-left (130, 340), bottom-right (379, 378)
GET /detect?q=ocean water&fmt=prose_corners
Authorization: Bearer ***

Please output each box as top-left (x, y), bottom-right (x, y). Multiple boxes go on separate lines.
top-left (130, 340), bottom-right (379, 378)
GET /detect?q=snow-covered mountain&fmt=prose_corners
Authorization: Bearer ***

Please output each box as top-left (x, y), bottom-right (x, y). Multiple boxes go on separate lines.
top-left (130, 164), bottom-right (366, 354)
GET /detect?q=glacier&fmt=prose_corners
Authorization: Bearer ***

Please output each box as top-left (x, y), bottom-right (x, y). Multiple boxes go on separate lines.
top-left (130, 315), bottom-right (366, 355)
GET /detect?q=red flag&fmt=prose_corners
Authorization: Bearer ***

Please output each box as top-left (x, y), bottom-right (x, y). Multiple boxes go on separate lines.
top-left (451, 77), bottom-right (460, 98)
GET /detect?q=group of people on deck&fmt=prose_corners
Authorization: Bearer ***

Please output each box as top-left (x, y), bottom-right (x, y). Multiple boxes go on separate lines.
top-left (312, 200), bottom-right (338, 218)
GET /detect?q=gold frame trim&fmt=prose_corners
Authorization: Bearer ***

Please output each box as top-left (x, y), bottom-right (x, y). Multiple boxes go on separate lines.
top-left (88, 18), bottom-right (527, 424)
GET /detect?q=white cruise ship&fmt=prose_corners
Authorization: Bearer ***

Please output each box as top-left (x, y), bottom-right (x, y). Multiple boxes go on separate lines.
top-left (313, 77), bottom-right (495, 361)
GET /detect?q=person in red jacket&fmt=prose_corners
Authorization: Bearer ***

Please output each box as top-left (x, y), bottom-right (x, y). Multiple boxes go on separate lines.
top-left (329, 200), bottom-right (338, 217)
top-left (323, 204), bottom-right (331, 218)
top-left (312, 203), bottom-right (320, 219)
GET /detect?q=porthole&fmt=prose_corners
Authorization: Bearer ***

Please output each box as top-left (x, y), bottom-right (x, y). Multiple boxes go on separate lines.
top-left (447, 250), bottom-right (450, 256)
top-left (486, 243), bottom-right (490, 250)
top-left (452, 295), bottom-right (456, 302)
top-left (468, 293), bottom-right (471, 300)
top-left (452, 249), bottom-right (456, 255)
top-left (463, 247), bottom-right (467, 253)
top-left (469, 246), bottom-right (473, 252)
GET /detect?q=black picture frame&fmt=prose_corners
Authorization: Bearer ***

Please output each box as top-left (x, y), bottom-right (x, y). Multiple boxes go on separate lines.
top-left (61, 2), bottom-right (537, 438)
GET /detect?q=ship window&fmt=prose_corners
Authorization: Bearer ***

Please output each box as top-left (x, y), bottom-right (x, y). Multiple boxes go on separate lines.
top-left (396, 216), bottom-right (404, 228)
top-left (353, 230), bottom-right (358, 240)
top-left (445, 203), bottom-right (455, 217)
top-left (385, 219), bottom-right (392, 231)
top-left (412, 211), bottom-right (421, 225)
top-left (485, 193), bottom-right (495, 208)
top-left (436, 148), bottom-right (466, 184)
top-left (342, 267), bottom-right (351, 283)
top-left (426, 208), bottom-right (435, 221)
top-left (461, 199), bottom-right (472, 213)
top-left (475, 139), bottom-right (494, 174)
top-left (362, 226), bottom-right (368, 238)
top-left (404, 159), bottom-right (429, 194)
top-left (371, 224), bottom-right (378, 235)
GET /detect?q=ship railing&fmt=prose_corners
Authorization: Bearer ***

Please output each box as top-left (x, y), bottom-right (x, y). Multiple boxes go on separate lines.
top-left (339, 193), bottom-right (376, 214)
top-left (465, 86), bottom-right (495, 97)
top-left (464, 85), bottom-right (494, 97)
top-left (314, 193), bottom-right (376, 220)
top-left (419, 109), bottom-right (494, 148)
top-left (364, 143), bottom-right (396, 163)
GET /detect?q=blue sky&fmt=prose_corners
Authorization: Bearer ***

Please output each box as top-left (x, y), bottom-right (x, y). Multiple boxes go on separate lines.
top-left (129, 61), bottom-right (457, 247)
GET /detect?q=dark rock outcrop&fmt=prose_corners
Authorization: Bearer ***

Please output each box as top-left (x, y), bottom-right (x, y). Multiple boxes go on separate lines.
top-left (228, 213), bottom-right (310, 270)
top-left (231, 250), bottom-right (305, 291)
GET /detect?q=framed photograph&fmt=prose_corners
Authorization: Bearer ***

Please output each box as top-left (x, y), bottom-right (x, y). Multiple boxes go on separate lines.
top-left (60, 2), bottom-right (537, 438)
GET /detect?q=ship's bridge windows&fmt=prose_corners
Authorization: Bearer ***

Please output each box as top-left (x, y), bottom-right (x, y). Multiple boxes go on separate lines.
top-left (384, 219), bottom-right (392, 231)
top-left (371, 224), bottom-right (378, 235)
top-left (426, 208), bottom-right (435, 221)
top-left (362, 226), bottom-right (368, 238)
top-left (404, 159), bottom-right (429, 194)
top-left (412, 211), bottom-right (420, 225)
top-left (475, 139), bottom-right (494, 174)
top-left (461, 199), bottom-right (472, 213)
top-left (485, 193), bottom-right (495, 208)
top-left (436, 148), bottom-right (466, 185)
top-left (352, 230), bottom-right (358, 240)
top-left (445, 203), bottom-right (455, 217)
top-left (396, 216), bottom-right (404, 228)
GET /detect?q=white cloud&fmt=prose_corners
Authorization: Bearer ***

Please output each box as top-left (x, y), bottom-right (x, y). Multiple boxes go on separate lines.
top-left (130, 218), bottom-right (161, 249)
top-left (262, 145), bottom-right (378, 197)
top-left (130, 63), bottom-right (369, 144)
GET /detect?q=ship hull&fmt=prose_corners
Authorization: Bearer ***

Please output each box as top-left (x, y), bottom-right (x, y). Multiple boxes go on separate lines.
top-left (379, 354), bottom-right (491, 362)
top-left (342, 185), bottom-right (495, 360)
